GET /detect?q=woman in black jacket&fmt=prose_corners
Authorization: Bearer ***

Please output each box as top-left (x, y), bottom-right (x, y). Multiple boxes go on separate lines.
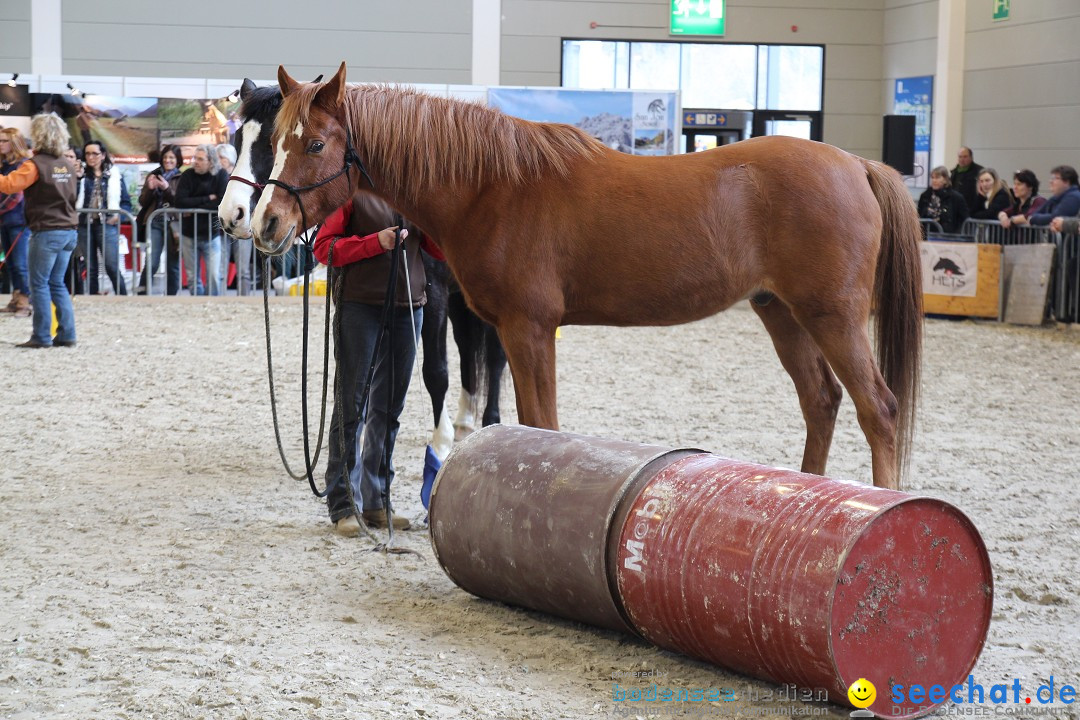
top-left (137, 145), bottom-right (183, 294)
top-left (969, 168), bottom-right (1013, 220)
top-left (918, 166), bottom-right (969, 234)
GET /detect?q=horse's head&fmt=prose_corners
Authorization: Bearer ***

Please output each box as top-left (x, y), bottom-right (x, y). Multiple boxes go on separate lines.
top-left (217, 79), bottom-right (281, 239)
top-left (251, 62), bottom-right (356, 256)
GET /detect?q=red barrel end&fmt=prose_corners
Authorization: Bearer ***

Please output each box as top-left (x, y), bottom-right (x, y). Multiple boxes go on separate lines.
top-left (612, 454), bottom-right (992, 719)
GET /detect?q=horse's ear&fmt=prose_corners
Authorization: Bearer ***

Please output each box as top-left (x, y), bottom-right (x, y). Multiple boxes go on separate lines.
top-left (240, 78), bottom-right (257, 101)
top-left (315, 61), bottom-right (347, 109)
top-left (312, 74), bottom-right (324, 83)
top-left (278, 65), bottom-right (301, 97)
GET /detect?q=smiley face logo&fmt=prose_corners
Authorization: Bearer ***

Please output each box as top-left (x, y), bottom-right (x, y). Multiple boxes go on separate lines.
top-left (847, 678), bottom-right (876, 708)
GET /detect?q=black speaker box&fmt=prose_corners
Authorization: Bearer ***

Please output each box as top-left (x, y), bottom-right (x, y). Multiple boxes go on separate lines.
top-left (882, 115), bottom-right (916, 175)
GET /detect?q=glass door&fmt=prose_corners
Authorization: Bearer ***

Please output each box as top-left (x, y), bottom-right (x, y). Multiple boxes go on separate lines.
top-left (751, 111), bottom-right (822, 142)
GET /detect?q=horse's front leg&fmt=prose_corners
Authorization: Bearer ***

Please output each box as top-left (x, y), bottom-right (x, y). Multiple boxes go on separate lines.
top-left (497, 317), bottom-right (559, 430)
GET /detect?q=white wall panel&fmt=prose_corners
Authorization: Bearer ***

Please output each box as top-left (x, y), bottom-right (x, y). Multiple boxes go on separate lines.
top-left (0, 0), bottom-right (32, 72)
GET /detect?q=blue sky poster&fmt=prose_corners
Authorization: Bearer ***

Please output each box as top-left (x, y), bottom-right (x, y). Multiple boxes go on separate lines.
top-left (894, 76), bottom-right (933, 188)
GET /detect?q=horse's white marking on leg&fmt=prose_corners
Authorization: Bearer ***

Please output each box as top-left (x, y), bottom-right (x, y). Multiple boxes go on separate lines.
top-left (454, 389), bottom-right (478, 442)
top-left (430, 406), bottom-right (454, 461)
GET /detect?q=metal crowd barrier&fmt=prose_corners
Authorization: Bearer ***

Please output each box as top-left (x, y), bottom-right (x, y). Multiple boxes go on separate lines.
top-left (71, 208), bottom-right (141, 296)
top-left (960, 218), bottom-right (1080, 323)
top-left (141, 207), bottom-right (315, 297)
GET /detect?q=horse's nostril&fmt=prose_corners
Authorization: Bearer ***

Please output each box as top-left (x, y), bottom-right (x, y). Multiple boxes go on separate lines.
top-left (264, 214), bottom-right (279, 237)
top-left (235, 205), bottom-right (245, 221)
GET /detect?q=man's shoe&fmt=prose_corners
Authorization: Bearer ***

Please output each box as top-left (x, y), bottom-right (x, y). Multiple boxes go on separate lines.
top-left (53, 339), bottom-right (77, 348)
top-left (15, 338), bottom-right (50, 349)
top-left (333, 515), bottom-right (362, 538)
top-left (362, 509), bottom-right (411, 531)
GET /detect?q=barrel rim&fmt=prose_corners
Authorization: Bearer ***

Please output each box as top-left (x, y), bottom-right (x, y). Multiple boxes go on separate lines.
top-left (603, 448), bottom-right (708, 637)
top-left (826, 496), bottom-right (994, 720)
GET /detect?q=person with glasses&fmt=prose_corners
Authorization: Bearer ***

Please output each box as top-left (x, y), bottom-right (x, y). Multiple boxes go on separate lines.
top-left (0, 128), bottom-right (33, 317)
top-left (1029, 166), bottom-right (1080, 227)
top-left (0, 113), bottom-right (80, 348)
top-left (75, 140), bottom-right (132, 294)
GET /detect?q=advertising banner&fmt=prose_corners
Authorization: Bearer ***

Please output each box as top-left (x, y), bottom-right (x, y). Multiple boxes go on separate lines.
top-left (488, 88), bottom-right (678, 156)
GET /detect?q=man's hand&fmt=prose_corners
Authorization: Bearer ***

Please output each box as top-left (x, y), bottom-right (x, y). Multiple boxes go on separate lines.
top-left (1050, 217), bottom-right (1064, 233)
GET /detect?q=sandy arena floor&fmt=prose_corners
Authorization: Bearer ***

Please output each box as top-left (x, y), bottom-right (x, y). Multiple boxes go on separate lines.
top-left (1, 297), bottom-right (1078, 719)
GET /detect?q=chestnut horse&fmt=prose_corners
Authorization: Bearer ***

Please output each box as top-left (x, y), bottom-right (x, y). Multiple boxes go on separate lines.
top-left (218, 79), bottom-right (506, 463)
top-left (251, 63), bottom-right (923, 489)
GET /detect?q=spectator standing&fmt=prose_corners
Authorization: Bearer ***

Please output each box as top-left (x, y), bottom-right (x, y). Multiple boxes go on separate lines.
top-left (136, 145), bottom-right (183, 294)
top-left (175, 144), bottom-right (228, 295)
top-left (76, 140), bottom-right (132, 295)
top-left (214, 143), bottom-right (247, 294)
top-left (970, 168), bottom-right (1013, 220)
top-left (0, 128), bottom-right (33, 317)
top-left (0, 113), bottom-right (79, 348)
top-left (998, 170), bottom-right (1047, 228)
top-left (1029, 166), bottom-right (1080, 227)
top-left (950, 147), bottom-right (984, 214)
top-left (918, 166), bottom-right (969, 234)
top-left (313, 198), bottom-right (445, 536)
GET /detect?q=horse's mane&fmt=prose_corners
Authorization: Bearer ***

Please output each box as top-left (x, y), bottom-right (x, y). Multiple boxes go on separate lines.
top-left (275, 83), bottom-right (605, 202)
top-left (239, 84), bottom-right (284, 123)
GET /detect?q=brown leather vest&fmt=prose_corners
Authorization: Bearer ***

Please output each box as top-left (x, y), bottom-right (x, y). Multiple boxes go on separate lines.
top-left (23, 154), bottom-right (78, 230)
top-left (339, 198), bottom-right (427, 308)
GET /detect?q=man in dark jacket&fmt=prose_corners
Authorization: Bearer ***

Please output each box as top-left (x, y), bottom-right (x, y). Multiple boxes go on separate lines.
top-left (950, 147), bottom-right (983, 215)
top-left (175, 144), bottom-right (228, 295)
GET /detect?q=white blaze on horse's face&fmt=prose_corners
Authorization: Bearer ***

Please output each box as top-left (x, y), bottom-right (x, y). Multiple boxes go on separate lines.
top-left (252, 120), bottom-right (304, 251)
top-left (217, 118), bottom-right (260, 238)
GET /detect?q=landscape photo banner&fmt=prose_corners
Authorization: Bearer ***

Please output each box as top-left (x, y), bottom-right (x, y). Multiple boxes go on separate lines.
top-left (32, 93), bottom-right (158, 163)
top-left (487, 88), bottom-right (678, 156)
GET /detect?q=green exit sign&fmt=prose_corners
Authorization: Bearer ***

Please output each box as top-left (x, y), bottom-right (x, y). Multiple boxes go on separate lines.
top-left (992, 0), bottom-right (1010, 22)
top-left (670, 0), bottom-right (726, 36)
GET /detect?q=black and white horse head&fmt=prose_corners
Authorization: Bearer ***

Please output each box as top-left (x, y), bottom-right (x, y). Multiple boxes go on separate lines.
top-left (217, 79), bottom-right (282, 238)
top-left (218, 76), bottom-right (320, 238)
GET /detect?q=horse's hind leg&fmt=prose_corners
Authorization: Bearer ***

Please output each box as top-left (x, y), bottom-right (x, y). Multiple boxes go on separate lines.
top-left (481, 325), bottom-right (507, 427)
top-left (449, 292), bottom-right (479, 439)
top-left (751, 298), bottom-right (843, 476)
top-left (421, 277), bottom-right (452, 459)
top-left (789, 305), bottom-right (900, 489)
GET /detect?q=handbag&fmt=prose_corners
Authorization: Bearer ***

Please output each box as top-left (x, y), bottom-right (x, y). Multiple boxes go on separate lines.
top-left (0, 191), bottom-right (23, 215)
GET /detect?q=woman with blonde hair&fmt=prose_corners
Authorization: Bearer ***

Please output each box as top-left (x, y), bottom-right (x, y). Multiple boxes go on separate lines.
top-left (0, 113), bottom-right (80, 348)
top-left (970, 167), bottom-right (1013, 220)
top-left (0, 128), bottom-right (33, 315)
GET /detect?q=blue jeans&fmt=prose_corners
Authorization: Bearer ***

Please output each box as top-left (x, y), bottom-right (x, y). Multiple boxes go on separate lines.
top-left (1, 224), bottom-right (30, 295)
top-left (28, 229), bottom-right (77, 346)
top-left (180, 233), bottom-right (222, 296)
top-left (79, 222), bottom-right (127, 295)
top-left (325, 301), bottom-right (422, 522)
top-left (145, 220), bottom-right (180, 295)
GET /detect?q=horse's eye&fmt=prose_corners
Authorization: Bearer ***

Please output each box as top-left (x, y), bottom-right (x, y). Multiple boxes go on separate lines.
top-left (307, 141), bottom-right (324, 154)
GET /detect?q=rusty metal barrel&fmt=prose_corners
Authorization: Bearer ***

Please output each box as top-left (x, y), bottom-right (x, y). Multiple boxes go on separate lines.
top-left (429, 425), bottom-right (993, 719)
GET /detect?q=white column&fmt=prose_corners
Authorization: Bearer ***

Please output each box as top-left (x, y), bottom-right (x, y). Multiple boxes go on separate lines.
top-left (472, 0), bottom-right (501, 86)
top-left (931, 0), bottom-right (966, 169)
top-left (31, 0), bottom-right (63, 75)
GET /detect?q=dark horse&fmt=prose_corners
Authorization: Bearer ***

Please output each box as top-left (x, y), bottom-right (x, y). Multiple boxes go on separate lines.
top-left (252, 64), bottom-right (923, 490)
top-left (218, 79), bottom-right (506, 464)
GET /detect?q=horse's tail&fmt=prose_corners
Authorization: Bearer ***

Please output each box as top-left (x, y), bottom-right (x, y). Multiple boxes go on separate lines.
top-left (864, 159), bottom-right (923, 482)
